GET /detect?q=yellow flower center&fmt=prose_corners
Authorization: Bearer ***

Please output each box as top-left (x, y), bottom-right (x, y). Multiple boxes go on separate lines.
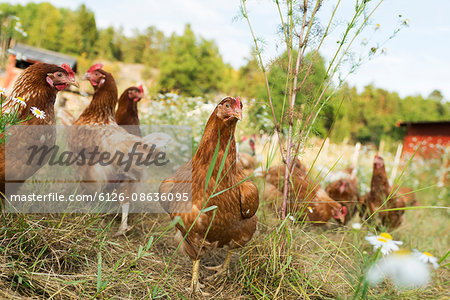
top-left (377, 237), bottom-right (387, 243)
top-left (17, 97), bottom-right (24, 101)
top-left (423, 252), bottom-right (433, 257)
top-left (395, 248), bottom-right (410, 255)
top-left (380, 233), bottom-right (392, 240)
top-left (35, 110), bottom-right (42, 115)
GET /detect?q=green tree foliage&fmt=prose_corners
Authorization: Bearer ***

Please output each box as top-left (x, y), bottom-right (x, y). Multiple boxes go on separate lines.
top-left (324, 85), bottom-right (450, 144)
top-left (237, 51), bottom-right (328, 132)
top-left (237, 50), bottom-right (449, 142)
top-left (0, 2), bottom-right (448, 144)
top-left (77, 4), bottom-right (97, 56)
top-left (157, 24), bottom-right (226, 96)
top-left (0, 2), bottom-right (97, 57)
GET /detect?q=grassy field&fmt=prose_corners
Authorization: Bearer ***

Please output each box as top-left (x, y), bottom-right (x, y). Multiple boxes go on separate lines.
top-left (0, 139), bottom-right (448, 299)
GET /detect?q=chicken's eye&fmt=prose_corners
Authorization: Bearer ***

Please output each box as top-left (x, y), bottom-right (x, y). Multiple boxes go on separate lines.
top-left (56, 72), bottom-right (63, 77)
top-left (225, 103), bottom-right (230, 109)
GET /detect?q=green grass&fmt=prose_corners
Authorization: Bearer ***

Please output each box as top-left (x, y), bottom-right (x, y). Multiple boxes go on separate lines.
top-left (0, 143), bottom-right (448, 299)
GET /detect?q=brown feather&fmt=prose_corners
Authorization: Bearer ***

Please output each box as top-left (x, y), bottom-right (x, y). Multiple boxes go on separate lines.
top-left (325, 177), bottom-right (359, 224)
top-left (73, 70), bottom-right (117, 125)
top-left (362, 155), bottom-right (406, 229)
top-left (160, 97), bottom-right (259, 260)
top-left (263, 161), bottom-right (344, 225)
top-left (1, 63), bottom-right (73, 195)
top-left (115, 87), bottom-right (142, 136)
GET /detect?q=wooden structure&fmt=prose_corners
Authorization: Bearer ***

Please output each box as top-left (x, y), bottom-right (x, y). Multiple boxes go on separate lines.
top-left (397, 121), bottom-right (449, 158)
top-left (2, 43), bottom-right (77, 88)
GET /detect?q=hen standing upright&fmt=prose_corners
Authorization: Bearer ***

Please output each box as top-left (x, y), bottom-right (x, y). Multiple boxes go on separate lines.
top-left (159, 97), bottom-right (259, 293)
top-left (68, 64), bottom-right (168, 236)
top-left (362, 155), bottom-right (406, 229)
top-left (115, 85), bottom-right (144, 136)
top-left (1, 63), bottom-right (78, 195)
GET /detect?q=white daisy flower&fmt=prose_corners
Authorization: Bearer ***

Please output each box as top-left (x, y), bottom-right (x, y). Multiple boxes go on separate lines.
top-left (14, 96), bottom-right (27, 107)
top-left (366, 252), bottom-right (430, 290)
top-left (365, 232), bottom-right (403, 256)
top-left (30, 107), bottom-right (46, 119)
top-left (413, 249), bottom-right (440, 269)
top-left (352, 222), bottom-right (362, 230)
top-left (0, 87), bottom-right (7, 96)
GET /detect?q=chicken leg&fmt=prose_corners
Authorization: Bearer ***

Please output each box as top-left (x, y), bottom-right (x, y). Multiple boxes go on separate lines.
top-left (190, 259), bottom-right (201, 293)
top-left (205, 249), bottom-right (232, 280)
top-left (114, 202), bottom-right (132, 236)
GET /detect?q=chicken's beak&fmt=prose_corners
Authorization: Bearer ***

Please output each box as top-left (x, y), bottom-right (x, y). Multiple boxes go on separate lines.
top-left (339, 215), bottom-right (345, 223)
top-left (233, 108), bottom-right (243, 121)
top-left (82, 72), bottom-right (90, 81)
top-left (70, 79), bottom-right (80, 88)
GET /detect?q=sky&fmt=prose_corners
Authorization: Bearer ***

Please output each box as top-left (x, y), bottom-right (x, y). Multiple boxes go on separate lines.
top-left (6, 0), bottom-right (450, 100)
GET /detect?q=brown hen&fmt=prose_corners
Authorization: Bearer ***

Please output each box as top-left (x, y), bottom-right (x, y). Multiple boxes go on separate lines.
top-left (265, 158), bottom-right (307, 188)
top-left (68, 64), bottom-right (168, 236)
top-left (325, 176), bottom-right (359, 225)
top-left (159, 97), bottom-right (259, 293)
top-left (262, 161), bottom-right (346, 225)
top-left (1, 63), bottom-right (78, 196)
top-left (362, 155), bottom-right (407, 229)
top-left (115, 85), bottom-right (144, 136)
top-left (284, 171), bottom-right (346, 225)
top-left (237, 152), bottom-right (256, 178)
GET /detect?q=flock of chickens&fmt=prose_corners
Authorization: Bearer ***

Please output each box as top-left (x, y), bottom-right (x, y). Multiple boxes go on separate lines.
top-left (0, 62), bottom-right (416, 294)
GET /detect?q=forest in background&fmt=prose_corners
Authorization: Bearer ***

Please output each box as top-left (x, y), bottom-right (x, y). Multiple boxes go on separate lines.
top-left (0, 2), bottom-right (449, 145)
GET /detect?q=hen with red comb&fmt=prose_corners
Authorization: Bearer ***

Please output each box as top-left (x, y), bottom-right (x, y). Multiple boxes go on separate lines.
top-left (61, 63), bottom-right (76, 81)
top-left (87, 63), bottom-right (104, 73)
top-left (115, 85), bottom-right (145, 136)
top-left (159, 96), bottom-right (258, 293)
top-left (361, 155), bottom-right (407, 229)
top-left (1, 63), bottom-right (79, 195)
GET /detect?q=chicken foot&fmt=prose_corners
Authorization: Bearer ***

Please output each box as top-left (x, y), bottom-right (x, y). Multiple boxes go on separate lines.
top-left (205, 249), bottom-right (233, 280)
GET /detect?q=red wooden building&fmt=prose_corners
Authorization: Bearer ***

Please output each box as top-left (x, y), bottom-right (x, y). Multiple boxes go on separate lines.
top-left (2, 43), bottom-right (77, 89)
top-left (397, 121), bottom-right (449, 158)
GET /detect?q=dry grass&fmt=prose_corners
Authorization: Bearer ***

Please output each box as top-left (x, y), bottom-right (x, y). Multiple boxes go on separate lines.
top-left (0, 141), bottom-right (448, 299)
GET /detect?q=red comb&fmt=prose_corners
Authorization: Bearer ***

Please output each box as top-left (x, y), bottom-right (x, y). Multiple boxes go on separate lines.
top-left (87, 63), bottom-right (103, 73)
top-left (61, 63), bottom-right (75, 80)
top-left (342, 206), bottom-right (347, 215)
top-left (138, 85), bottom-right (144, 94)
top-left (235, 96), bottom-right (241, 108)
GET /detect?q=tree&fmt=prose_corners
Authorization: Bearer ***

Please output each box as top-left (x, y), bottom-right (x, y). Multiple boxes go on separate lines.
top-left (26, 3), bottom-right (61, 50)
top-left (76, 4), bottom-right (97, 57)
top-left (158, 24), bottom-right (226, 96)
top-left (429, 89), bottom-right (444, 102)
top-left (95, 27), bottom-right (118, 60)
